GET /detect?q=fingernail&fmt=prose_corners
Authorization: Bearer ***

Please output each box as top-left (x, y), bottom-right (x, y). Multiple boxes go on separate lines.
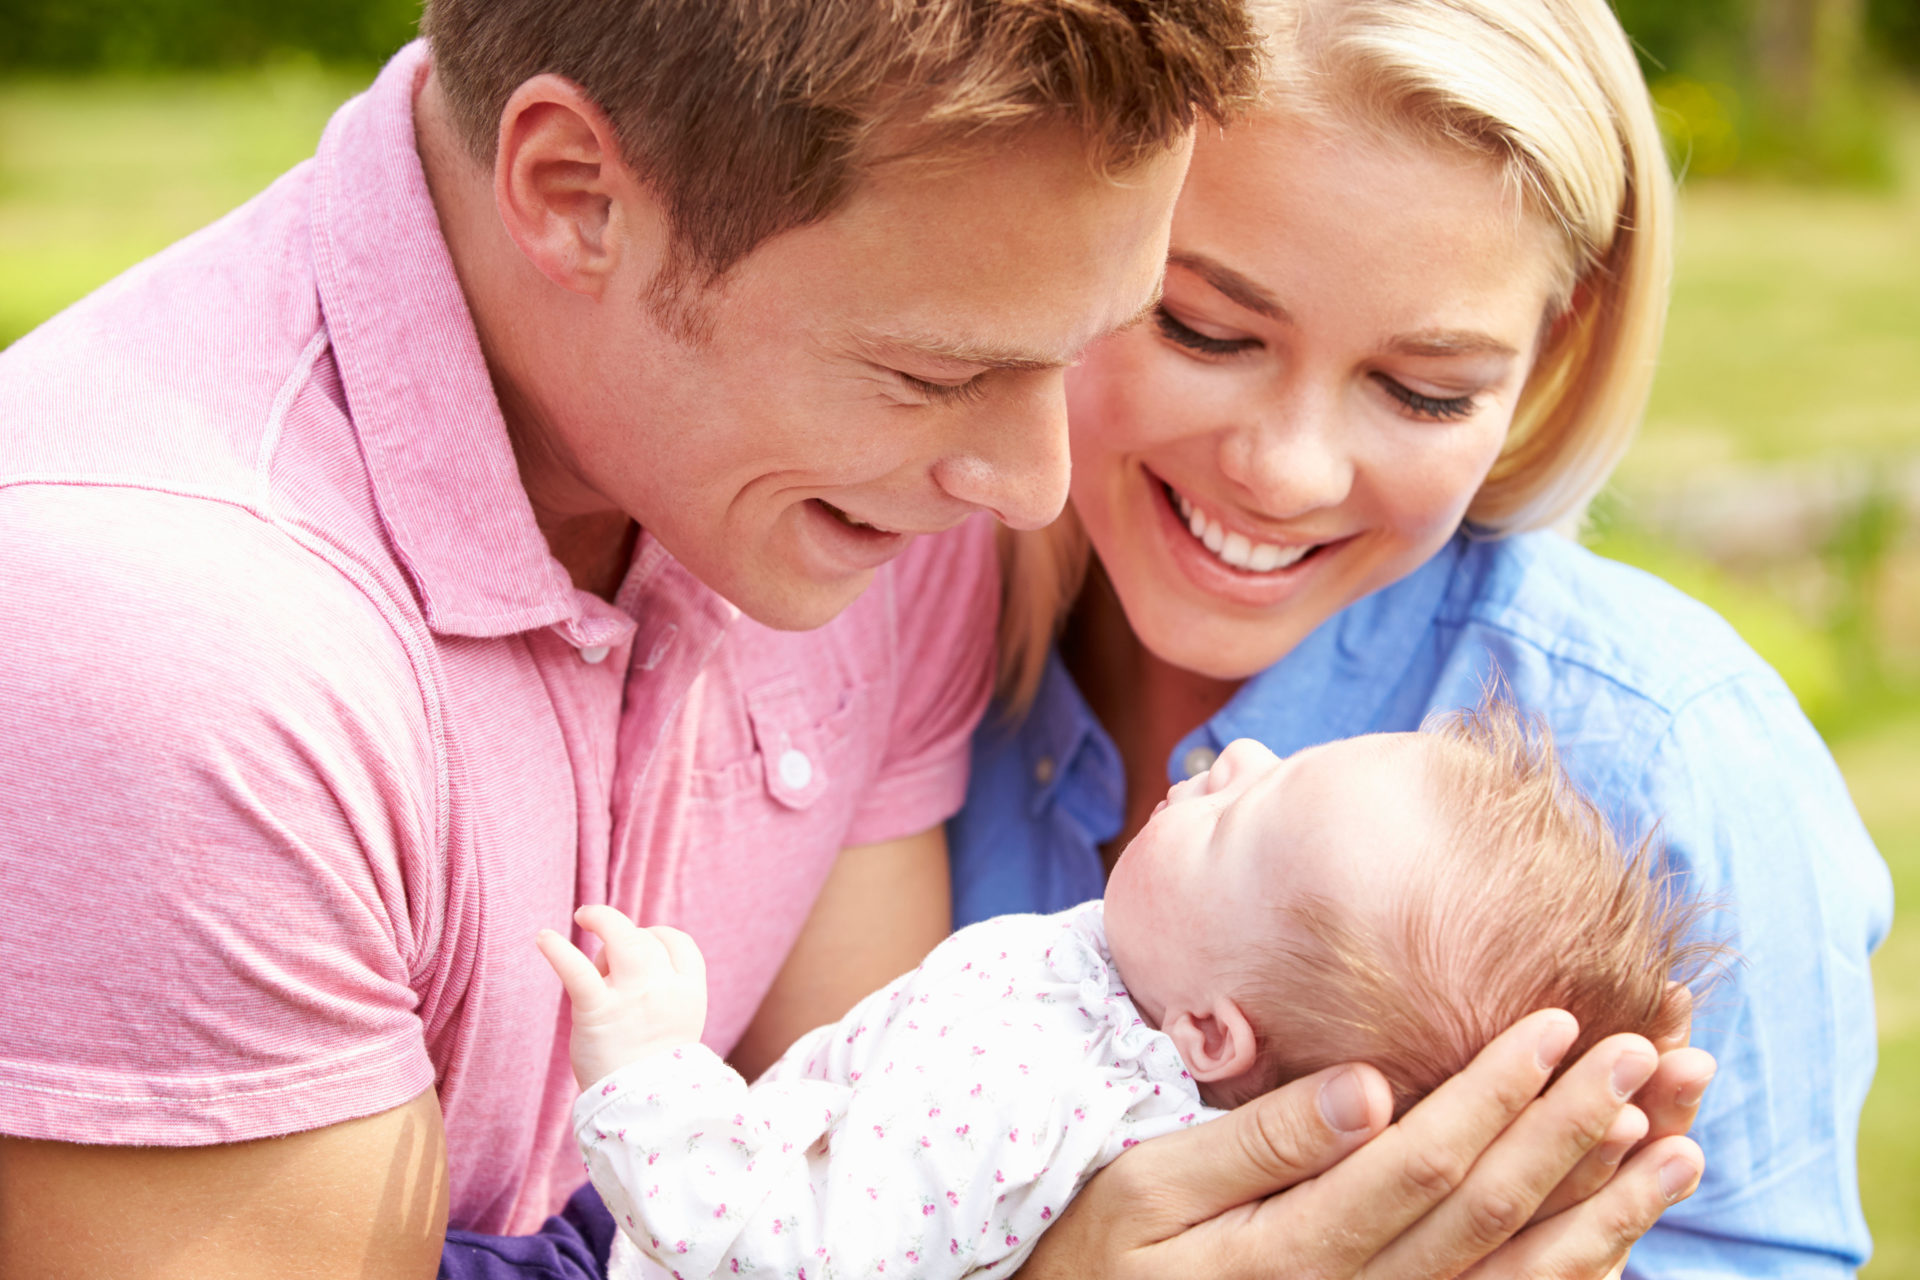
top-left (1659, 1157), bottom-right (1698, 1202)
top-left (1319, 1067), bottom-right (1373, 1133)
top-left (1611, 1049), bottom-right (1657, 1099)
top-left (1536, 1013), bottom-right (1579, 1071)
top-left (1676, 1070), bottom-right (1715, 1110)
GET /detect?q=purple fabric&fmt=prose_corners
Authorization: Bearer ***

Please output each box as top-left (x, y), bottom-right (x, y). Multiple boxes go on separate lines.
top-left (441, 1183), bottom-right (614, 1280)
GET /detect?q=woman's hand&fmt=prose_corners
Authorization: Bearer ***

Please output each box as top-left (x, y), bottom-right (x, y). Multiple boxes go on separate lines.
top-left (1014, 1009), bottom-right (1709, 1280)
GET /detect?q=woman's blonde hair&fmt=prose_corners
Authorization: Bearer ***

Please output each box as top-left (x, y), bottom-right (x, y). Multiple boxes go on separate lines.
top-left (998, 0), bottom-right (1674, 710)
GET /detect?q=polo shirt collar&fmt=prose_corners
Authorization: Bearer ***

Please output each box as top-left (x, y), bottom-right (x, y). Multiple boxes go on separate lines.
top-left (310, 41), bottom-right (632, 649)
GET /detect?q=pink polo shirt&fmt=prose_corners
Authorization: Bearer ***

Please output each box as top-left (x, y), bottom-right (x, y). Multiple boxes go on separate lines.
top-left (0, 43), bottom-right (995, 1234)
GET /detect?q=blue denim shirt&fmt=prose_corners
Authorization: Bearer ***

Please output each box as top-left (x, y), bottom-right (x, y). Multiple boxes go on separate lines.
top-left (950, 530), bottom-right (1893, 1278)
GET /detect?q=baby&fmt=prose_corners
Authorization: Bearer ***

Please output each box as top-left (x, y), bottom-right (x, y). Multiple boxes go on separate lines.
top-left (538, 700), bottom-right (1717, 1280)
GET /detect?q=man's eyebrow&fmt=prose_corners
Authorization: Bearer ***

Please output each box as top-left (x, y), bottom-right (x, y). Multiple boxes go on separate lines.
top-left (1169, 251), bottom-right (1290, 322)
top-left (856, 277), bottom-right (1165, 373)
top-left (1386, 330), bottom-right (1520, 358)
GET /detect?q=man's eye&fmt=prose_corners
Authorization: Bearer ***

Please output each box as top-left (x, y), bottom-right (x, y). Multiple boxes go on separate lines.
top-left (1154, 306), bottom-right (1259, 358)
top-left (898, 371), bottom-right (989, 405)
top-left (1374, 374), bottom-right (1478, 421)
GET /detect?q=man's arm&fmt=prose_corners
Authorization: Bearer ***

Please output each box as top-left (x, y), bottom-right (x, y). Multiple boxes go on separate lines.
top-left (0, 1089), bottom-right (449, 1280)
top-left (728, 826), bottom-right (951, 1081)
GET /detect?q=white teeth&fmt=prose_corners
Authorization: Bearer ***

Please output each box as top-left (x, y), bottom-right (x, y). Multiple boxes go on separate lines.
top-left (1168, 483), bottom-right (1314, 574)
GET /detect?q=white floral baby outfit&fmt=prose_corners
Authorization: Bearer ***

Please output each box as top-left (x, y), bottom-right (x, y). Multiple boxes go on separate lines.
top-left (575, 901), bottom-right (1225, 1280)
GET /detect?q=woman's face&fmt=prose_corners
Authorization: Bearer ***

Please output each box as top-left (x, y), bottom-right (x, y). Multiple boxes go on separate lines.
top-left (1067, 113), bottom-right (1570, 680)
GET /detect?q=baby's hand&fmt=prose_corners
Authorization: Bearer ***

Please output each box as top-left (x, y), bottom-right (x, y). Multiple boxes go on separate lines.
top-left (537, 905), bottom-right (708, 1090)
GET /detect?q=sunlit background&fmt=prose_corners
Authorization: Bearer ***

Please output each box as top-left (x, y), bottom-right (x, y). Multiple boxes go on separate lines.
top-left (2, 0), bottom-right (1915, 1270)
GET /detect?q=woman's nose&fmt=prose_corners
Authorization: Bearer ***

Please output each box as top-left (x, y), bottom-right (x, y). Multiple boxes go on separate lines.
top-left (1216, 388), bottom-right (1356, 518)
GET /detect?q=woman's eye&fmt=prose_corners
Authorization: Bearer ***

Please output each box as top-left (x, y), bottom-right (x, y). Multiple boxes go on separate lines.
top-left (897, 371), bottom-right (989, 406)
top-left (1154, 306), bottom-right (1259, 358)
top-left (1375, 374), bottom-right (1478, 421)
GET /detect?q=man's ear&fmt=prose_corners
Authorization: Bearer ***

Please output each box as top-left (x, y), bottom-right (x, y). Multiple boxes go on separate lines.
top-left (492, 74), bottom-right (667, 298)
top-left (1164, 996), bottom-right (1258, 1083)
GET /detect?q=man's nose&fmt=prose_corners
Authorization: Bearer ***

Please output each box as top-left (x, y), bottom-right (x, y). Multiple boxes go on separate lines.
top-left (1217, 386), bottom-right (1356, 518)
top-left (930, 377), bottom-right (1072, 531)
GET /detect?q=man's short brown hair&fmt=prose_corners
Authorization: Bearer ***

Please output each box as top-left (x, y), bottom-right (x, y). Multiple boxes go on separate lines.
top-left (422, 0), bottom-right (1258, 279)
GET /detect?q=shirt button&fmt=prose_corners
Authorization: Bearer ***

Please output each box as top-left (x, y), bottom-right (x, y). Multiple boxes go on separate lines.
top-left (1032, 755), bottom-right (1055, 786)
top-left (1181, 745), bottom-right (1218, 779)
top-left (579, 644), bottom-right (611, 665)
top-left (777, 748), bottom-right (814, 791)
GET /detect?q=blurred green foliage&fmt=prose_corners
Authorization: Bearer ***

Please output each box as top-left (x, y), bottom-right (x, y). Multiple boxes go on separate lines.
top-left (0, 0), bottom-right (420, 69)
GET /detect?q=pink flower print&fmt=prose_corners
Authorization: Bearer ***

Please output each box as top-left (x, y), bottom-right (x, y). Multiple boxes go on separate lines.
top-left (907, 1020), bottom-right (919, 1031)
top-left (950, 1239), bottom-right (961, 1255)
top-left (600, 1082), bottom-right (617, 1095)
top-left (946, 1190), bottom-right (959, 1206)
top-left (850, 1070), bottom-right (862, 1082)
top-left (970, 1083), bottom-right (983, 1098)
top-left (732, 1113), bottom-right (744, 1126)
top-left (1073, 1107), bottom-right (1086, 1121)
top-left (962, 962), bottom-right (972, 971)
top-left (645, 1185), bottom-right (659, 1199)
top-left (1000, 951), bottom-right (1008, 959)
top-left (955, 1123), bottom-right (970, 1137)
top-left (798, 1268), bottom-right (806, 1280)
top-left (994, 1169), bottom-right (1004, 1183)
top-left (1041, 1206), bottom-right (1053, 1221)
top-left (1006, 1235), bottom-right (1020, 1247)
top-left (867, 1187), bottom-right (879, 1201)
top-left (1008, 1127), bottom-right (1019, 1141)
top-left (877, 1264), bottom-right (885, 1273)
top-left (920, 1135), bottom-right (932, 1148)
top-left (672, 1048), bottom-right (684, 1059)
top-left (922, 1203), bottom-right (936, 1216)
top-left (1122, 1138), bottom-right (1139, 1149)
top-left (625, 1214), bottom-right (634, 1227)
top-left (773, 1220), bottom-right (784, 1235)
top-left (928, 1106), bottom-right (941, 1117)
top-left (714, 1204), bottom-right (727, 1218)
top-left (731, 1262), bottom-right (740, 1274)
top-left (874, 1124), bottom-right (886, 1139)
top-left (675, 1240), bottom-right (689, 1254)
top-left (939, 1026), bottom-right (950, 1037)
top-left (1180, 1113), bottom-right (1196, 1124)
top-left (971, 1045), bottom-right (986, 1056)
top-left (1153, 1084), bottom-right (1161, 1095)
top-left (645, 1149), bottom-right (659, 1164)
top-left (906, 1250), bottom-right (920, 1264)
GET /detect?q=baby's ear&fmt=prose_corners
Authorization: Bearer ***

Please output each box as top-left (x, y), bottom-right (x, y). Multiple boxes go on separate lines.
top-left (1165, 996), bottom-right (1258, 1083)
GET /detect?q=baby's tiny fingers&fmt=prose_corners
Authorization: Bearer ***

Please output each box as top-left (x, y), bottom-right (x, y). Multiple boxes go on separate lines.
top-left (576, 904), bottom-right (671, 986)
top-left (651, 926), bottom-right (707, 982)
top-left (537, 929), bottom-right (608, 1005)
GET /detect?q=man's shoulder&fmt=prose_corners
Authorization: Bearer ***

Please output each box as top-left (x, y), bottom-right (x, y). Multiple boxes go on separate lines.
top-left (0, 482), bottom-right (433, 750)
top-left (0, 161), bottom-right (328, 502)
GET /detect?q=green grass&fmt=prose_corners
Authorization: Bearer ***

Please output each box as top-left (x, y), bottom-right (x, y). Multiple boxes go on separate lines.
top-left (0, 67), bottom-right (1916, 1272)
top-left (1618, 94), bottom-right (1920, 483)
top-left (0, 62), bottom-right (367, 346)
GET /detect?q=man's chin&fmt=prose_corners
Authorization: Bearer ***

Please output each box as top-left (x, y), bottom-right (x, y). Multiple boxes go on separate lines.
top-left (723, 569), bottom-right (878, 632)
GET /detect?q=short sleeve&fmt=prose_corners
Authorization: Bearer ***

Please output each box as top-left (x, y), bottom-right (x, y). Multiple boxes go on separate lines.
top-left (0, 485), bottom-right (441, 1145)
top-left (843, 514), bottom-right (999, 848)
top-left (1623, 674), bottom-right (1892, 1278)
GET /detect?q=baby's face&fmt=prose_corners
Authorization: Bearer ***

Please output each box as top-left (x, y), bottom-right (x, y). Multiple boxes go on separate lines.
top-left (1105, 732), bottom-right (1443, 1025)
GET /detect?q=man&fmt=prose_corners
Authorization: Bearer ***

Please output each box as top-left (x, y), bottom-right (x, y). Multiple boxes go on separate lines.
top-left (0, 4), bottom-right (1711, 1277)
top-left (0, 1), bottom-right (1250, 1274)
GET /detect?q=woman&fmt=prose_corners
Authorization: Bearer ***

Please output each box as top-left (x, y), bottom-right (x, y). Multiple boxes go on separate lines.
top-left (954, 0), bottom-right (1892, 1275)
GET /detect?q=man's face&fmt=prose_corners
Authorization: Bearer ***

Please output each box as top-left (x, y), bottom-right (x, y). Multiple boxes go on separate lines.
top-left (539, 128), bottom-right (1190, 630)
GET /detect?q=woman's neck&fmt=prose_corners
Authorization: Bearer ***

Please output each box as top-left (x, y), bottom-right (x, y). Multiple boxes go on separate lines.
top-left (1063, 565), bottom-right (1243, 871)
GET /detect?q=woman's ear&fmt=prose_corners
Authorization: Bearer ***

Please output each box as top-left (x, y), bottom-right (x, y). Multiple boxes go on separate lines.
top-left (492, 74), bottom-right (667, 298)
top-left (1165, 996), bottom-right (1258, 1082)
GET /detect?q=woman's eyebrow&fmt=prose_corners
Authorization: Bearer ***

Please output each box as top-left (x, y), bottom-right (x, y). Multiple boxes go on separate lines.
top-left (1169, 250), bottom-right (1290, 322)
top-left (1387, 330), bottom-right (1519, 358)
